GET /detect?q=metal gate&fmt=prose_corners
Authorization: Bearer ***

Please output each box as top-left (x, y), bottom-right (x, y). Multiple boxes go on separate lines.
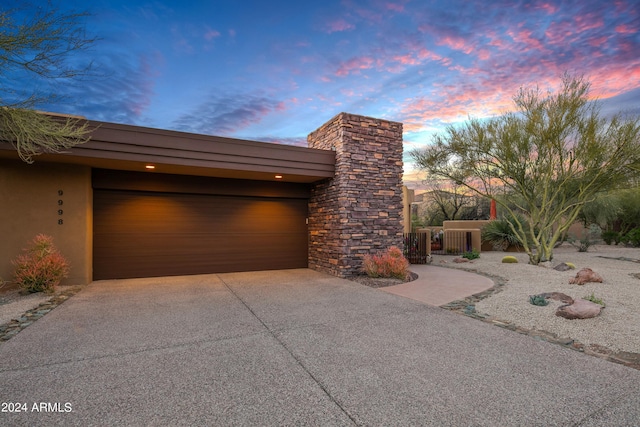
top-left (430, 230), bottom-right (473, 255)
top-left (403, 232), bottom-right (430, 264)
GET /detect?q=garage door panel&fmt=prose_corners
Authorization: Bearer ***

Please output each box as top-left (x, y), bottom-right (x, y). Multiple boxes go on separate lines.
top-left (93, 189), bottom-right (308, 279)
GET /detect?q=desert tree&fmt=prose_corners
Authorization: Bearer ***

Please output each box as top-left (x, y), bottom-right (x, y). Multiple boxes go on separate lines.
top-left (425, 177), bottom-right (476, 221)
top-left (0, 1), bottom-right (96, 163)
top-left (417, 176), bottom-right (489, 225)
top-left (411, 74), bottom-right (640, 264)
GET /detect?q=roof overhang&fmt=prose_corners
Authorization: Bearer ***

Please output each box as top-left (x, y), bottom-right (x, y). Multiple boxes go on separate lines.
top-left (0, 119), bottom-right (335, 183)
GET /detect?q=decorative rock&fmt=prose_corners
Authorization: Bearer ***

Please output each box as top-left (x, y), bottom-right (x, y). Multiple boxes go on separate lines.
top-left (554, 263), bottom-right (573, 271)
top-left (538, 292), bottom-right (574, 304)
top-left (453, 257), bottom-right (469, 263)
top-left (569, 268), bottom-right (604, 285)
top-left (556, 298), bottom-right (604, 320)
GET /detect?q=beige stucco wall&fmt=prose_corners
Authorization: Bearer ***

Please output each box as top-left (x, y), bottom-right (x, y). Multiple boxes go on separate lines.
top-left (443, 220), bottom-right (492, 231)
top-left (402, 186), bottom-right (414, 233)
top-left (0, 159), bottom-right (92, 285)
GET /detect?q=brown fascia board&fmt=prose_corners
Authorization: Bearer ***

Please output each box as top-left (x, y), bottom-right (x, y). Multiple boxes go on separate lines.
top-left (0, 118), bottom-right (336, 183)
top-left (81, 121), bottom-right (335, 180)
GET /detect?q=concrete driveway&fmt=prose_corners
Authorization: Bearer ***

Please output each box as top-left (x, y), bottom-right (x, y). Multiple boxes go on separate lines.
top-left (0, 269), bottom-right (638, 426)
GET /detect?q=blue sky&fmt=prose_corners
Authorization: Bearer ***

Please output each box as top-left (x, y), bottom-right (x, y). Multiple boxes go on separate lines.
top-left (7, 0), bottom-right (640, 185)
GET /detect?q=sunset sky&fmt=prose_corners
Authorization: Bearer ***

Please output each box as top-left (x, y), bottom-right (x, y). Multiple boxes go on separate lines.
top-left (8, 0), bottom-right (640, 185)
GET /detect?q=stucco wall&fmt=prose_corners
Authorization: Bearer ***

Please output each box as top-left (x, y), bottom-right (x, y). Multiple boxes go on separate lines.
top-left (307, 113), bottom-right (404, 277)
top-left (0, 159), bottom-right (92, 285)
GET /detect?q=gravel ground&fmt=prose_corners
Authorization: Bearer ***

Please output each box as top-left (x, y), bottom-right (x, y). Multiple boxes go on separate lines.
top-left (0, 283), bottom-right (77, 326)
top-left (0, 287), bottom-right (51, 326)
top-left (433, 244), bottom-right (640, 354)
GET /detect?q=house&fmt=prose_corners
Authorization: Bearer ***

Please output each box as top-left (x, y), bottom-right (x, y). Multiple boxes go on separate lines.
top-left (0, 112), bottom-right (404, 284)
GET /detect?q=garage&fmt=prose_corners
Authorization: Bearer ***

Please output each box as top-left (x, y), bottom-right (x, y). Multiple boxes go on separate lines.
top-left (93, 169), bottom-right (310, 280)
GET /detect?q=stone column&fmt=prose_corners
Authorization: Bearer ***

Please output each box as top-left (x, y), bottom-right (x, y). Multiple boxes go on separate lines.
top-left (308, 112), bottom-right (404, 277)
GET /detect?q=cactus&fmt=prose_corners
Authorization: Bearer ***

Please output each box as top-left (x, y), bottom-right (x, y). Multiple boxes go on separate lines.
top-left (502, 255), bottom-right (518, 263)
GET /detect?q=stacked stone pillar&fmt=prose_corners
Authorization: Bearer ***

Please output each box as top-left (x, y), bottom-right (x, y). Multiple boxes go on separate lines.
top-left (308, 113), bottom-right (404, 277)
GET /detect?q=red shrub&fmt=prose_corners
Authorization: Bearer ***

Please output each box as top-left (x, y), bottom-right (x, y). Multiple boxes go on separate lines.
top-left (362, 246), bottom-right (410, 280)
top-left (12, 234), bottom-right (70, 293)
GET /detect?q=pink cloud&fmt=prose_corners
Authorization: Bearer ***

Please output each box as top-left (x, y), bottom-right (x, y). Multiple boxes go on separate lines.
top-left (477, 49), bottom-right (491, 61)
top-left (536, 2), bottom-right (558, 14)
top-left (386, 2), bottom-right (405, 12)
top-left (128, 53), bottom-right (161, 117)
top-left (411, 48), bottom-right (451, 66)
top-left (588, 35), bottom-right (609, 47)
top-left (590, 67), bottom-right (640, 98)
top-left (574, 13), bottom-right (604, 33)
top-left (486, 31), bottom-right (509, 50)
top-left (436, 35), bottom-right (474, 54)
top-left (335, 56), bottom-right (374, 76)
top-left (394, 54), bottom-right (420, 66)
top-left (616, 24), bottom-right (636, 34)
top-left (507, 28), bottom-right (546, 51)
top-left (544, 21), bottom-right (574, 45)
top-left (324, 19), bottom-right (355, 33)
top-left (204, 28), bottom-right (220, 41)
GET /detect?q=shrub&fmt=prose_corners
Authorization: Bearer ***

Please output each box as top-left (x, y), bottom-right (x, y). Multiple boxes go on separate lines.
top-left (502, 255), bottom-right (518, 263)
top-left (481, 216), bottom-right (524, 251)
top-left (12, 234), bottom-right (69, 293)
top-left (621, 227), bottom-right (640, 247)
top-left (583, 292), bottom-right (605, 306)
top-left (601, 230), bottom-right (620, 245)
top-left (567, 224), bottom-right (601, 252)
top-left (529, 294), bottom-right (549, 306)
top-left (462, 249), bottom-right (480, 260)
top-left (363, 246), bottom-right (410, 280)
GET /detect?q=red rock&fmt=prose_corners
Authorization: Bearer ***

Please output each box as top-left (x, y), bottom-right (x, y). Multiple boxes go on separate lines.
top-left (569, 268), bottom-right (603, 285)
top-left (556, 298), bottom-right (604, 320)
top-left (539, 292), bottom-right (574, 304)
top-left (453, 258), bottom-right (469, 263)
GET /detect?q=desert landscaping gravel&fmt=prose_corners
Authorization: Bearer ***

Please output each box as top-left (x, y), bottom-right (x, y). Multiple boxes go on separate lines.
top-left (434, 244), bottom-right (640, 354)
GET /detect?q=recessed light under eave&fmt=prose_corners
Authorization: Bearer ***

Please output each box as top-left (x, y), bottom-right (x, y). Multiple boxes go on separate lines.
top-left (274, 175), bottom-right (283, 179)
top-left (145, 165), bottom-right (156, 170)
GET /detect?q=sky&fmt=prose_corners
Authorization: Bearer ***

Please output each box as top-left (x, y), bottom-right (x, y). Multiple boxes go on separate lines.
top-left (7, 0), bottom-right (640, 186)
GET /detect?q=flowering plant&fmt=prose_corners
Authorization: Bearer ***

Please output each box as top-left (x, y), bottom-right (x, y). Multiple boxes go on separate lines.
top-left (362, 246), bottom-right (410, 280)
top-left (12, 234), bottom-right (69, 293)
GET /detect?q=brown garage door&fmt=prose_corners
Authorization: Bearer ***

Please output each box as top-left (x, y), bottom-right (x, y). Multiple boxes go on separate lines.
top-left (93, 189), bottom-right (308, 280)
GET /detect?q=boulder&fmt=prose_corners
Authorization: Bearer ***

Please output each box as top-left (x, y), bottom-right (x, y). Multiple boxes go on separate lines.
top-left (569, 268), bottom-right (603, 285)
top-left (556, 298), bottom-right (604, 320)
top-left (453, 257), bottom-right (469, 263)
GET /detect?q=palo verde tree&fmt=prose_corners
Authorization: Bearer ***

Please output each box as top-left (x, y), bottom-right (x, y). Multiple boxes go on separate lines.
top-left (0, 1), bottom-right (95, 163)
top-left (412, 74), bottom-right (640, 264)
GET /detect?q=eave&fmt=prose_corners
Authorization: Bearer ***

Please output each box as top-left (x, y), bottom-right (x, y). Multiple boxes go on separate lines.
top-left (0, 119), bottom-right (336, 183)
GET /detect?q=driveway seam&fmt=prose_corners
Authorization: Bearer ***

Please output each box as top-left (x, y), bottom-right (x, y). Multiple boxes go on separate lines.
top-left (217, 274), bottom-right (360, 426)
top-left (0, 330), bottom-right (272, 374)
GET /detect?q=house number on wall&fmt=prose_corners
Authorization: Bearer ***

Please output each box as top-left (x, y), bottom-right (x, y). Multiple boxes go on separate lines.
top-left (58, 190), bottom-right (64, 225)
